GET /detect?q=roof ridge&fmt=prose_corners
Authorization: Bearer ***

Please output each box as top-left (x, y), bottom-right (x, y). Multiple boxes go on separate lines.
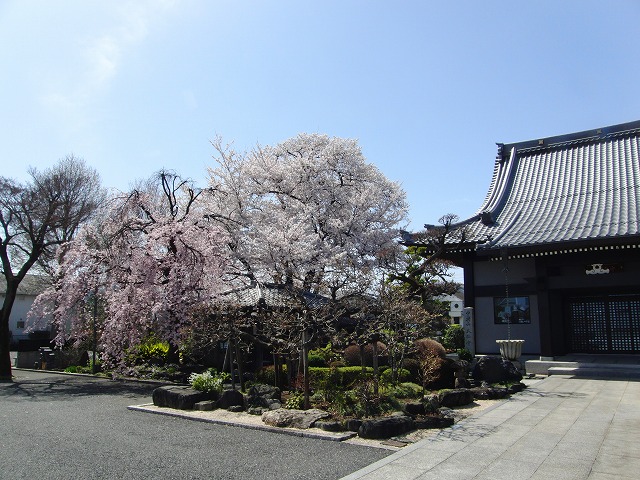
top-left (502, 120), bottom-right (640, 155)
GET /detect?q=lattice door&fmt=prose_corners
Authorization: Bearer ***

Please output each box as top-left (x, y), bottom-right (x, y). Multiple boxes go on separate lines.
top-left (568, 295), bottom-right (640, 353)
top-left (568, 299), bottom-right (608, 352)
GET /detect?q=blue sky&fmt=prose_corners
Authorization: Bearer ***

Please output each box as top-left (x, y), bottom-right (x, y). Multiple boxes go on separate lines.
top-left (2, 0), bottom-right (639, 231)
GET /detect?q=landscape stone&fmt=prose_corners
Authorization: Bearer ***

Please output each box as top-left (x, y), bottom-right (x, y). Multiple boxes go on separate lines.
top-left (438, 407), bottom-right (455, 418)
top-left (438, 388), bottom-right (474, 407)
top-left (246, 383), bottom-right (282, 410)
top-left (227, 405), bottom-right (244, 413)
top-left (344, 419), bottom-right (363, 432)
top-left (423, 357), bottom-right (456, 390)
top-left (404, 401), bottom-right (426, 416)
top-left (454, 360), bottom-right (471, 388)
top-left (358, 414), bottom-right (415, 439)
top-left (247, 406), bottom-right (267, 416)
top-left (314, 420), bottom-right (343, 432)
top-left (261, 408), bottom-right (330, 429)
top-left (422, 393), bottom-right (441, 412)
top-left (217, 389), bottom-right (244, 409)
top-left (472, 356), bottom-right (522, 384)
top-left (152, 385), bottom-right (217, 410)
top-left (194, 400), bottom-right (215, 411)
top-left (508, 382), bottom-right (526, 394)
top-left (414, 415), bottom-right (455, 429)
top-left (469, 386), bottom-right (509, 400)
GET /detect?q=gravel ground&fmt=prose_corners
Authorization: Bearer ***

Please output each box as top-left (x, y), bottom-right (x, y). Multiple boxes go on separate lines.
top-left (132, 394), bottom-right (503, 451)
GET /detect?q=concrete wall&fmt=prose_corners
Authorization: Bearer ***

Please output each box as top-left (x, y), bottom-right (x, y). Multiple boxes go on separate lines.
top-left (474, 295), bottom-right (541, 354)
top-left (474, 257), bottom-right (535, 286)
top-left (473, 257), bottom-right (541, 355)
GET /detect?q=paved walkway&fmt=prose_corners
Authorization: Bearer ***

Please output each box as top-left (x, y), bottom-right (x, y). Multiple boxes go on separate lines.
top-left (342, 376), bottom-right (640, 480)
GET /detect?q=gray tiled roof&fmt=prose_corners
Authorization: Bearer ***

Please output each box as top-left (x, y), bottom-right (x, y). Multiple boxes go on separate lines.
top-left (0, 274), bottom-right (50, 296)
top-left (218, 283), bottom-right (328, 309)
top-left (456, 121), bottom-right (640, 252)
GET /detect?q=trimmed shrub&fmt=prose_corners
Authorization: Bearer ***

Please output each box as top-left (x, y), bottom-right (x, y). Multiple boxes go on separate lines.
top-left (386, 382), bottom-right (423, 399)
top-left (380, 367), bottom-right (411, 385)
top-left (414, 338), bottom-right (455, 391)
top-left (415, 338), bottom-right (447, 360)
top-left (442, 324), bottom-right (465, 350)
top-left (308, 366), bottom-right (374, 390)
top-left (307, 353), bottom-right (327, 367)
top-left (343, 342), bottom-right (387, 367)
top-left (457, 348), bottom-right (473, 362)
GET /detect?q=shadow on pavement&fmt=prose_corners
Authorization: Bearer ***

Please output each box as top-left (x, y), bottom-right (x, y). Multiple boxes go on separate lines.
top-left (0, 370), bottom-right (160, 401)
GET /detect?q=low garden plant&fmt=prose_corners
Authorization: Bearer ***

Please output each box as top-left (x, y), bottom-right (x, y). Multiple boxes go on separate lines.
top-left (188, 368), bottom-right (230, 394)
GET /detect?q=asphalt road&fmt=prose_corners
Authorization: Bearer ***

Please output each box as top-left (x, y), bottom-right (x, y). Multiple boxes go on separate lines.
top-left (0, 370), bottom-right (390, 480)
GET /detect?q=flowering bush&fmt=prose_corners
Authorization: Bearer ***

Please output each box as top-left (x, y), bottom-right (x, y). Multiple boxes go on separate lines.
top-left (188, 369), bottom-right (229, 394)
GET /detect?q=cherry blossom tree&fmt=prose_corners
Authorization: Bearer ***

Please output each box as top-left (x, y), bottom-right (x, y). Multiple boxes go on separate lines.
top-left (208, 133), bottom-right (409, 297)
top-left (31, 171), bottom-right (229, 367)
top-left (207, 133), bottom-right (408, 403)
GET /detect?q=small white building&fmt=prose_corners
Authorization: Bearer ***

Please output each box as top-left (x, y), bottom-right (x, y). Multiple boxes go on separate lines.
top-left (439, 292), bottom-right (465, 324)
top-left (0, 275), bottom-right (50, 349)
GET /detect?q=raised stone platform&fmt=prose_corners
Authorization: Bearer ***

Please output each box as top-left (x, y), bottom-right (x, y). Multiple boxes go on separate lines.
top-left (526, 354), bottom-right (640, 378)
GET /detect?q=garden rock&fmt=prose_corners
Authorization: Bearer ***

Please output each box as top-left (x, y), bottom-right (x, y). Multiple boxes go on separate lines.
top-left (261, 408), bottom-right (330, 429)
top-left (227, 405), bottom-right (244, 413)
top-left (315, 420), bottom-right (343, 432)
top-left (344, 418), bottom-right (363, 432)
top-left (247, 406), bottom-right (267, 416)
top-left (422, 394), bottom-right (441, 412)
top-left (470, 386), bottom-right (509, 400)
top-left (194, 401), bottom-right (215, 411)
top-left (472, 356), bottom-right (522, 384)
top-left (438, 388), bottom-right (474, 407)
top-left (358, 413), bottom-right (415, 439)
top-left (246, 384), bottom-right (282, 410)
top-left (217, 389), bottom-right (244, 410)
top-left (438, 407), bottom-right (455, 418)
top-left (508, 382), bottom-right (526, 394)
top-left (454, 360), bottom-right (471, 388)
top-left (414, 415), bottom-right (454, 429)
top-left (404, 401), bottom-right (426, 416)
top-left (152, 385), bottom-right (217, 410)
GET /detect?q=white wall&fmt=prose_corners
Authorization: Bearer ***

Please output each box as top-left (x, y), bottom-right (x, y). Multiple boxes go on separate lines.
top-left (1, 293), bottom-right (49, 343)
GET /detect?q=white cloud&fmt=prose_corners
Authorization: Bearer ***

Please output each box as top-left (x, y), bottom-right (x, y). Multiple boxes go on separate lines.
top-left (42, 1), bottom-right (177, 113)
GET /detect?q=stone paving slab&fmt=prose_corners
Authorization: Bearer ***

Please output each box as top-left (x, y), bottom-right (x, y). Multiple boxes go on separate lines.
top-left (341, 375), bottom-right (640, 480)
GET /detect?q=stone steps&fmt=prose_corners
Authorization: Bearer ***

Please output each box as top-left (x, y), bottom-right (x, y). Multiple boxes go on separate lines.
top-left (526, 359), bottom-right (640, 378)
top-left (547, 363), bottom-right (640, 378)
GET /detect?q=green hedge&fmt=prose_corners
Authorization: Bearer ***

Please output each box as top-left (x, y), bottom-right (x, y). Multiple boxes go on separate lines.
top-left (308, 366), bottom-right (374, 389)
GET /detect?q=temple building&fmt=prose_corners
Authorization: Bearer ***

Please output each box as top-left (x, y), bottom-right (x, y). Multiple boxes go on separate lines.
top-left (434, 120), bottom-right (640, 358)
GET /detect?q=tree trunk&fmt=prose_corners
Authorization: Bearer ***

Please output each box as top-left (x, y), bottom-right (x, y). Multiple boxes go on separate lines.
top-left (0, 282), bottom-right (18, 381)
top-left (273, 353), bottom-right (281, 389)
top-left (228, 338), bottom-right (236, 390)
top-left (302, 330), bottom-right (310, 410)
top-left (372, 341), bottom-right (379, 395)
top-left (234, 341), bottom-right (245, 392)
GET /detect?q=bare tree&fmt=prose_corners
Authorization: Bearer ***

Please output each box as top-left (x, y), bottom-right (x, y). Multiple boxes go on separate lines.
top-left (0, 155), bottom-right (103, 381)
